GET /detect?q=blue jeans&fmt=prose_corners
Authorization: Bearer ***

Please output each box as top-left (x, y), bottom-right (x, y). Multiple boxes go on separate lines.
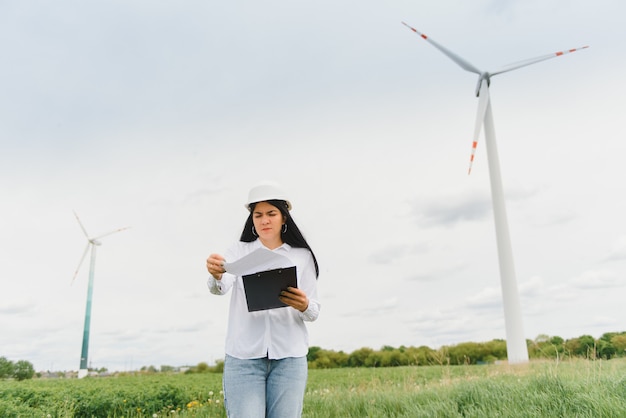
top-left (223, 354), bottom-right (308, 418)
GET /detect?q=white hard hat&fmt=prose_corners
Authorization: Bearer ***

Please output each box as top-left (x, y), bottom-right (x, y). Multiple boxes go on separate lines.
top-left (245, 181), bottom-right (292, 211)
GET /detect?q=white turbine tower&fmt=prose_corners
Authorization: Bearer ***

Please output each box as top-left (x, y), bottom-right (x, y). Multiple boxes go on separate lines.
top-left (402, 22), bottom-right (588, 364)
top-left (72, 211), bottom-right (129, 378)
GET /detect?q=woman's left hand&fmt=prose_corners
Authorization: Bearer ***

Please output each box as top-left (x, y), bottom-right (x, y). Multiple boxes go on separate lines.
top-left (279, 287), bottom-right (309, 313)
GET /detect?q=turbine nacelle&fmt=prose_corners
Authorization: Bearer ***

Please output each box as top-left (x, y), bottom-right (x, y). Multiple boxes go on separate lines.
top-left (475, 73), bottom-right (491, 97)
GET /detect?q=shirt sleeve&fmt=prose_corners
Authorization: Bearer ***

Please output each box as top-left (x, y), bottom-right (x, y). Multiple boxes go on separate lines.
top-left (206, 243), bottom-right (239, 295)
top-left (207, 273), bottom-right (236, 295)
top-left (299, 297), bottom-right (320, 322)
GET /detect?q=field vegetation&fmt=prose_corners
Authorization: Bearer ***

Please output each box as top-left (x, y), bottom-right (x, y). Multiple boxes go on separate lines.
top-left (2, 332), bottom-right (626, 417)
top-left (1, 357), bottom-right (625, 417)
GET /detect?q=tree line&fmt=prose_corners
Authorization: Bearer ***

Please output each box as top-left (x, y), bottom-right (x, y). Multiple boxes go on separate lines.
top-left (0, 357), bottom-right (35, 380)
top-left (306, 331), bottom-right (626, 369)
top-left (3, 331), bottom-right (625, 380)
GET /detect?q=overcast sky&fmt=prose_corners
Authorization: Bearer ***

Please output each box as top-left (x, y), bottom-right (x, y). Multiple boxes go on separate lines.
top-left (2, 0), bottom-right (625, 372)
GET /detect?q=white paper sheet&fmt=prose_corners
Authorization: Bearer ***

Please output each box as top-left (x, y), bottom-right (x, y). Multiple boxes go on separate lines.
top-left (223, 248), bottom-right (293, 276)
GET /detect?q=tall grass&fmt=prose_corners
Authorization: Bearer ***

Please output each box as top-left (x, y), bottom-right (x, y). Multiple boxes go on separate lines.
top-left (1, 358), bottom-right (624, 417)
top-left (303, 358), bottom-right (626, 417)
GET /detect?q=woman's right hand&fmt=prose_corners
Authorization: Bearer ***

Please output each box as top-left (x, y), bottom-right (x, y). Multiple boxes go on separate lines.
top-left (206, 254), bottom-right (226, 280)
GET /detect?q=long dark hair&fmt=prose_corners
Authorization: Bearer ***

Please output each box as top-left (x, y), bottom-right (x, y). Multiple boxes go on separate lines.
top-left (240, 200), bottom-right (319, 278)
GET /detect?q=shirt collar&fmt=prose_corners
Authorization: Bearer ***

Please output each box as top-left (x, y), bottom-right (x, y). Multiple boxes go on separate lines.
top-left (254, 239), bottom-right (291, 252)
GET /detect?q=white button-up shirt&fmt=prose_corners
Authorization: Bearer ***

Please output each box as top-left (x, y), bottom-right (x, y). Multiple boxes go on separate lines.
top-left (208, 239), bottom-right (320, 360)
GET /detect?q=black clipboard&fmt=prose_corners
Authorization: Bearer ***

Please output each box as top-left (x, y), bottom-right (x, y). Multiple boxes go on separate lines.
top-left (242, 266), bottom-right (297, 312)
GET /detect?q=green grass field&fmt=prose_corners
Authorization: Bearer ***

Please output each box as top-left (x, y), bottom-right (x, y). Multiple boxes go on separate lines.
top-left (1, 358), bottom-right (625, 417)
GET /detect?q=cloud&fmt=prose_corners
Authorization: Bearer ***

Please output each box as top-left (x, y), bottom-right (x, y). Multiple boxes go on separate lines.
top-left (342, 298), bottom-right (400, 318)
top-left (406, 309), bottom-right (477, 342)
top-left (182, 186), bottom-right (228, 206)
top-left (584, 316), bottom-right (619, 329)
top-left (542, 283), bottom-right (579, 302)
top-left (0, 301), bottom-right (37, 315)
top-left (465, 286), bottom-right (502, 310)
top-left (369, 244), bottom-right (412, 265)
top-left (569, 270), bottom-right (625, 290)
top-left (605, 235), bottom-right (626, 261)
top-left (411, 192), bottom-right (492, 227)
top-left (404, 264), bottom-right (466, 283)
top-left (519, 275), bottom-right (545, 298)
top-left (369, 242), bottom-right (430, 265)
top-left (532, 212), bottom-right (578, 228)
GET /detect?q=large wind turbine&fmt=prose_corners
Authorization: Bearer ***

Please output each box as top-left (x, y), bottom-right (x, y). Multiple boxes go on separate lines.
top-left (72, 211), bottom-right (129, 378)
top-left (402, 22), bottom-right (587, 364)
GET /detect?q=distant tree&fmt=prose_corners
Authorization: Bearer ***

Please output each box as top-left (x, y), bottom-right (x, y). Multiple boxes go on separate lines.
top-left (445, 341), bottom-right (506, 365)
top-left (550, 336), bottom-right (564, 346)
top-left (308, 351), bottom-right (332, 369)
top-left (566, 335), bottom-right (596, 359)
top-left (448, 342), bottom-right (478, 364)
top-left (564, 337), bottom-right (579, 357)
top-left (610, 334), bottom-right (626, 356)
top-left (429, 347), bottom-right (450, 366)
top-left (309, 349), bottom-right (350, 369)
top-left (211, 360), bottom-right (224, 373)
top-left (196, 362), bottom-right (210, 373)
top-left (140, 365), bottom-right (157, 373)
top-left (595, 333), bottom-right (617, 359)
top-left (597, 339), bottom-right (616, 359)
top-left (529, 335), bottom-right (564, 359)
top-left (485, 340), bottom-right (507, 361)
top-left (328, 350), bottom-right (349, 368)
top-left (307, 346), bottom-right (323, 362)
top-left (363, 351), bottom-right (382, 367)
top-left (379, 349), bottom-right (408, 367)
top-left (161, 365), bottom-right (175, 373)
top-left (579, 335), bottom-right (597, 358)
top-left (348, 348), bottom-right (374, 368)
top-left (405, 346), bottom-right (435, 366)
top-left (13, 360), bottom-right (35, 381)
top-left (0, 357), bottom-right (14, 379)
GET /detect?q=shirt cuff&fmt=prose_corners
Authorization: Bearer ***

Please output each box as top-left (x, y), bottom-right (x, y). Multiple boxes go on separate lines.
top-left (207, 276), bottom-right (224, 294)
top-left (300, 299), bottom-right (320, 322)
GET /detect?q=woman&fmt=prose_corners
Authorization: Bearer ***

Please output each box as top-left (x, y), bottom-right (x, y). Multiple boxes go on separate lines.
top-left (206, 181), bottom-right (320, 418)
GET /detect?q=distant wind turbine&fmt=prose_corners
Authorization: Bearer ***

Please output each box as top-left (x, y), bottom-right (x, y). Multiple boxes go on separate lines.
top-left (402, 22), bottom-right (588, 364)
top-left (72, 211), bottom-right (129, 378)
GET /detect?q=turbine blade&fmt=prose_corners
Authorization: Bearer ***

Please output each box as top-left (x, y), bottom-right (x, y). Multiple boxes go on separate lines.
top-left (71, 243), bottom-right (91, 284)
top-left (401, 22), bottom-right (482, 75)
top-left (93, 226), bottom-right (131, 241)
top-left (73, 211), bottom-right (90, 239)
top-left (490, 45), bottom-right (589, 77)
top-left (468, 82), bottom-right (491, 175)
